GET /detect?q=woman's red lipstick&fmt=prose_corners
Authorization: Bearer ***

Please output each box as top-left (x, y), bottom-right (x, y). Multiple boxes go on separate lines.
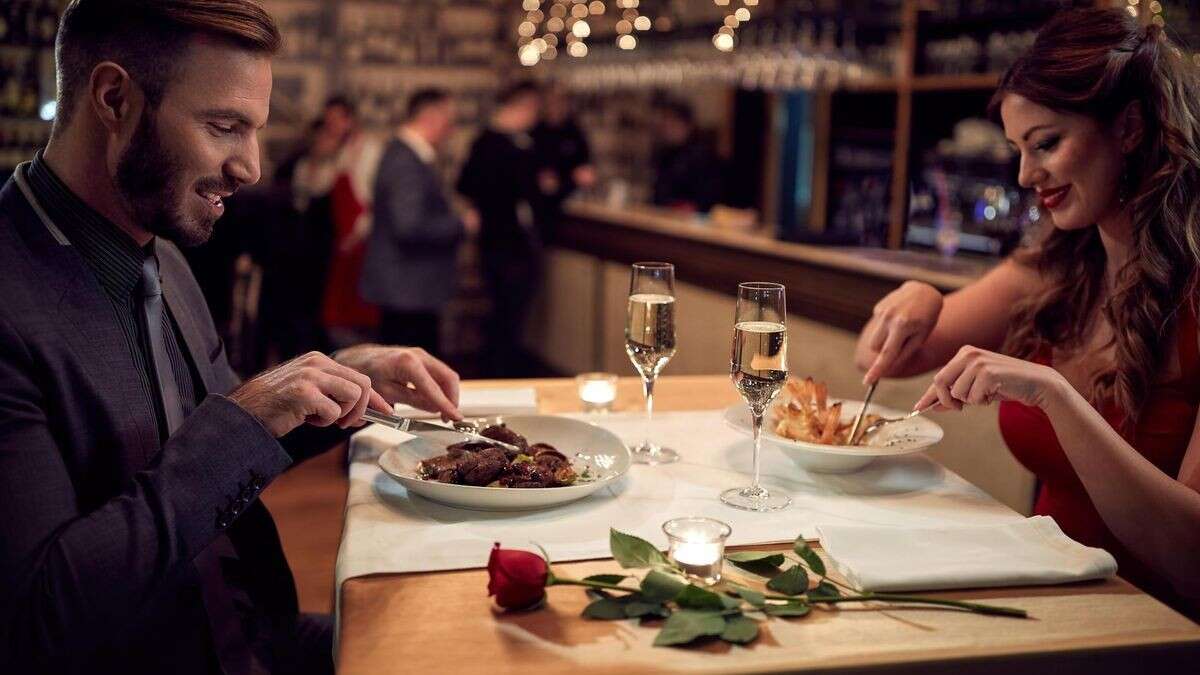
top-left (1039, 185), bottom-right (1070, 210)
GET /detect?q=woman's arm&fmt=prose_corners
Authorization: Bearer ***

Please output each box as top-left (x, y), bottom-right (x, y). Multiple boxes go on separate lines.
top-left (1042, 382), bottom-right (1200, 601)
top-left (855, 259), bottom-right (1042, 382)
top-left (915, 347), bottom-right (1200, 604)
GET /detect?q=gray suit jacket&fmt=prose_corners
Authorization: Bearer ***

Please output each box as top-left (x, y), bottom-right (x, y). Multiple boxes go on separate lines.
top-left (0, 169), bottom-right (347, 672)
top-left (359, 138), bottom-right (464, 311)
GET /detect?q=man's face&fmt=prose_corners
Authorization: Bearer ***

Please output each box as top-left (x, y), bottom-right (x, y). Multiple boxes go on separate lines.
top-left (426, 100), bottom-right (457, 147)
top-left (115, 36), bottom-right (272, 247)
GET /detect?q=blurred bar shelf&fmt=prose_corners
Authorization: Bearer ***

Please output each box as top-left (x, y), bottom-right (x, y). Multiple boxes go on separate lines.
top-left (911, 72), bottom-right (1003, 91)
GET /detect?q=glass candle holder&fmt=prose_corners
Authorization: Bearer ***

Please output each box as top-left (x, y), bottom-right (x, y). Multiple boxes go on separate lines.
top-left (576, 372), bottom-right (618, 413)
top-left (662, 517), bottom-right (732, 585)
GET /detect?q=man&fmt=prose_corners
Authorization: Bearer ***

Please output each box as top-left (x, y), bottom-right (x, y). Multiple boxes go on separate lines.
top-left (360, 88), bottom-right (474, 355)
top-left (531, 86), bottom-right (596, 243)
top-left (456, 81), bottom-right (544, 377)
top-left (651, 99), bottom-right (725, 213)
top-left (0, 2), bottom-right (462, 673)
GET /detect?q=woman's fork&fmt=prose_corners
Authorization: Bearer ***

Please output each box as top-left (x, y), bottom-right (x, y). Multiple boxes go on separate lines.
top-left (855, 403), bottom-right (938, 444)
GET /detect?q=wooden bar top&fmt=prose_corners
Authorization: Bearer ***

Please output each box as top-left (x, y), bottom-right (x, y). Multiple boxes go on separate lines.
top-left (557, 203), bottom-right (996, 330)
top-left (336, 377), bottom-right (1200, 674)
top-left (563, 201), bottom-right (994, 291)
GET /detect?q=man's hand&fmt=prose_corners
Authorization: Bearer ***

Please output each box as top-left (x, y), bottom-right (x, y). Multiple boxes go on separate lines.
top-left (333, 345), bottom-right (463, 421)
top-left (228, 352), bottom-right (391, 437)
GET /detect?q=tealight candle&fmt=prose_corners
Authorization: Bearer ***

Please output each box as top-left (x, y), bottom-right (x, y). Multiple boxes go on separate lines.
top-left (662, 517), bottom-right (732, 585)
top-left (575, 372), bottom-right (618, 413)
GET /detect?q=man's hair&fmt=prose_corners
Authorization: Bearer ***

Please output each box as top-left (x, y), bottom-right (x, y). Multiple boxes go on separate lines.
top-left (496, 80), bottom-right (541, 107)
top-left (323, 94), bottom-right (357, 118)
top-left (54, 0), bottom-right (281, 131)
top-left (405, 88), bottom-right (450, 121)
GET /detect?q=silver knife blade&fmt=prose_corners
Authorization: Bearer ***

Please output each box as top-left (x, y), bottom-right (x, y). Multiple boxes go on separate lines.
top-left (361, 409), bottom-right (522, 453)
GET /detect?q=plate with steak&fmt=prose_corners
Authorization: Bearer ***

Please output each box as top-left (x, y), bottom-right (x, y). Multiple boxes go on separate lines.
top-left (378, 415), bottom-right (631, 510)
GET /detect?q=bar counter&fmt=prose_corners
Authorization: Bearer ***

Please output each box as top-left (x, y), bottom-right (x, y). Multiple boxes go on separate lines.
top-left (556, 201), bottom-right (995, 331)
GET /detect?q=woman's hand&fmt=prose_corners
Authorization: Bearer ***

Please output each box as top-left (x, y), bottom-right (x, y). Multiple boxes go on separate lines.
top-left (913, 346), bottom-right (1070, 411)
top-left (860, 281), bottom-right (944, 384)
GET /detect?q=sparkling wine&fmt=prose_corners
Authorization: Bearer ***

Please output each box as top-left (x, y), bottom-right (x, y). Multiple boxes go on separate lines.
top-left (731, 320), bottom-right (787, 411)
top-left (625, 293), bottom-right (676, 377)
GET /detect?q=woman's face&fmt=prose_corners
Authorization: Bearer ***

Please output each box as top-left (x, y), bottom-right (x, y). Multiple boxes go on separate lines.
top-left (1000, 93), bottom-right (1126, 231)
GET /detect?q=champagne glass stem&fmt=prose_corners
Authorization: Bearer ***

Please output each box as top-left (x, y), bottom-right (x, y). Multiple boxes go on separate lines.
top-left (751, 409), bottom-right (763, 490)
top-left (643, 374), bottom-right (655, 449)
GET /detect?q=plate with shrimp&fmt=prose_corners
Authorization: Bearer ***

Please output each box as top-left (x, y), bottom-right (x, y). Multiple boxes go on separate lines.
top-left (722, 377), bottom-right (943, 473)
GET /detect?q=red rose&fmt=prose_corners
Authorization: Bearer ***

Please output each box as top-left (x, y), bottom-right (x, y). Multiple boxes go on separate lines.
top-left (487, 542), bottom-right (549, 610)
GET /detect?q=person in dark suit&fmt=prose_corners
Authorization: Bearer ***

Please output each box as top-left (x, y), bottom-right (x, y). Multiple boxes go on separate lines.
top-left (0, 2), bottom-right (463, 673)
top-left (360, 88), bottom-right (475, 355)
top-left (531, 86), bottom-right (596, 243)
top-left (651, 99), bottom-right (725, 213)
top-left (456, 81), bottom-right (544, 378)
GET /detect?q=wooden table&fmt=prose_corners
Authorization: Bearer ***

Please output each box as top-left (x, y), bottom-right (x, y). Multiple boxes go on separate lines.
top-left (337, 376), bottom-right (1200, 673)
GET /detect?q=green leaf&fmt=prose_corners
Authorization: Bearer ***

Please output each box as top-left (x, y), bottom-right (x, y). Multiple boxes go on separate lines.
top-left (726, 557), bottom-right (786, 577)
top-left (653, 610), bottom-right (727, 647)
top-left (720, 615), bottom-right (760, 644)
top-left (725, 551), bottom-right (787, 567)
top-left (674, 584), bottom-right (726, 611)
top-left (792, 538), bottom-right (826, 577)
top-left (610, 529), bottom-right (671, 569)
top-left (766, 566), bottom-right (809, 596)
top-left (727, 584), bottom-right (766, 608)
top-left (583, 598), bottom-right (629, 620)
top-left (640, 570), bottom-right (687, 603)
top-left (583, 574), bottom-right (631, 586)
top-left (762, 601), bottom-right (812, 617)
top-left (809, 581), bottom-right (841, 600)
top-left (624, 601), bottom-right (671, 619)
top-left (719, 593), bottom-right (744, 610)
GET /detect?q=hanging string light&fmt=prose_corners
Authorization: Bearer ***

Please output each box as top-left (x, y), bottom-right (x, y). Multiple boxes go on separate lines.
top-left (712, 0), bottom-right (754, 53)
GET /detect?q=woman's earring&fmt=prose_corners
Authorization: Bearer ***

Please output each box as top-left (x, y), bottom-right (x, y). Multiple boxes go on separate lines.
top-left (1118, 160), bottom-right (1130, 205)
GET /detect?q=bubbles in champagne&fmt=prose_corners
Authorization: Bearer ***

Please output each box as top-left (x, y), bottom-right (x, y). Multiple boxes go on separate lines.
top-left (731, 321), bottom-right (787, 411)
top-left (625, 293), bottom-right (676, 377)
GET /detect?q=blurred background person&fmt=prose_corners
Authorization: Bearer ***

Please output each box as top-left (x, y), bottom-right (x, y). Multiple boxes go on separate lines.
top-left (651, 99), bottom-right (725, 214)
top-left (361, 89), bottom-right (475, 355)
top-left (457, 81), bottom-right (545, 378)
top-left (532, 86), bottom-right (595, 243)
top-left (292, 95), bottom-right (383, 351)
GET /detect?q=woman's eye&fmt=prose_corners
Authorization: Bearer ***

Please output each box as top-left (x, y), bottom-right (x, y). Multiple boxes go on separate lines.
top-left (1035, 136), bottom-right (1060, 152)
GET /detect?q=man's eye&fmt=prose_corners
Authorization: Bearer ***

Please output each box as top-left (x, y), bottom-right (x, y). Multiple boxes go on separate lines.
top-left (210, 124), bottom-right (236, 135)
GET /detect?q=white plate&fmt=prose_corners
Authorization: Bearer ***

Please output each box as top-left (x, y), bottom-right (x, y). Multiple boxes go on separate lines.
top-left (722, 400), bottom-right (943, 474)
top-left (378, 415), bottom-right (631, 511)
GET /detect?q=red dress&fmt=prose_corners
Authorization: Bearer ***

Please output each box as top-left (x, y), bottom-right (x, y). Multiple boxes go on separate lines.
top-left (998, 305), bottom-right (1199, 617)
top-left (321, 173), bottom-right (379, 331)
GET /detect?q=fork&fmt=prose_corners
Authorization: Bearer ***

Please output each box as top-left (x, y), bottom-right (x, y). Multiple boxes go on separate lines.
top-left (855, 402), bottom-right (938, 444)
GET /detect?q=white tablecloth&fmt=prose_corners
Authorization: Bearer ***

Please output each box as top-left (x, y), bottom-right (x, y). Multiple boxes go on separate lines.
top-left (335, 410), bottom-right (1023, 590)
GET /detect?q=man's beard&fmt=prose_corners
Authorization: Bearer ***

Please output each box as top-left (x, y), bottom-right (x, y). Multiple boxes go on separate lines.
top-left (115, 108), bottom-right (224, 247)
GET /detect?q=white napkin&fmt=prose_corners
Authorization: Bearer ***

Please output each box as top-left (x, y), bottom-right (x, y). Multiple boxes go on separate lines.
top-left (392, 387), bottom-right (538, 419)
top-left (816, 516), bottom-right (1118, 592)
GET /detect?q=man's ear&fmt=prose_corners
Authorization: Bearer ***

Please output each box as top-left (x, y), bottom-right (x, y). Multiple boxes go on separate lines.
top-left (1116, 100), bottom-right (1145, 154)
top-left (88, 61), bottom-right (140, 134)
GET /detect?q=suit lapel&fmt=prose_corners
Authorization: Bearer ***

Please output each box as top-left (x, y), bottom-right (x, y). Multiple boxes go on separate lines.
top-left (6, 171), bottom-right (161, 473)
top-left (54, 244), bottom-right (162, 471)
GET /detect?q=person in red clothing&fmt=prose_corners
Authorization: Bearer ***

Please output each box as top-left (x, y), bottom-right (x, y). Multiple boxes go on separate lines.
top-left (855, 7), bottom-right (1200, 619)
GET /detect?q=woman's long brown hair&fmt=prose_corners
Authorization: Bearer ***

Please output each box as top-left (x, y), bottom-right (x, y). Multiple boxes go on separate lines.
top-left (991, 8), bottom-right (1200, 428)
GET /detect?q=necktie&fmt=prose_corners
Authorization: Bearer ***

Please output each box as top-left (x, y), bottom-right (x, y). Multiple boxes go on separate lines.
top-left (140, 252), bottom-right (262, 674)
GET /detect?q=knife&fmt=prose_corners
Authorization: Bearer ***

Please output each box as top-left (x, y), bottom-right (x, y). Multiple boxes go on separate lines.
top-left (361, 408), bottom-right (523, 454)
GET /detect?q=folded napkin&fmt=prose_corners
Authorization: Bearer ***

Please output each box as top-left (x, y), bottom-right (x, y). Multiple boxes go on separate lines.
top-left (816, 516), bottom-right (1118, 592)
top-left (393, 387), bottom-right (538, 419)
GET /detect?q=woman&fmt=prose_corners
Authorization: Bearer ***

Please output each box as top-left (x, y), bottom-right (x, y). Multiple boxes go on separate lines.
top-left (856, 8), bottom-right (1200, 618)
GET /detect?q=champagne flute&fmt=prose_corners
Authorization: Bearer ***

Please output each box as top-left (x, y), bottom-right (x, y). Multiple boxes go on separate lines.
top-left (625, 262), bottom-right (678, 464)
top-left (721, 282), bottom-right (791, 511)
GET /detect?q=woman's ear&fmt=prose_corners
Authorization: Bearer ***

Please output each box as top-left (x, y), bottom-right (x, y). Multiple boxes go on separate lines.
top-left (1117, 100), bottom-right (1145, 154)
